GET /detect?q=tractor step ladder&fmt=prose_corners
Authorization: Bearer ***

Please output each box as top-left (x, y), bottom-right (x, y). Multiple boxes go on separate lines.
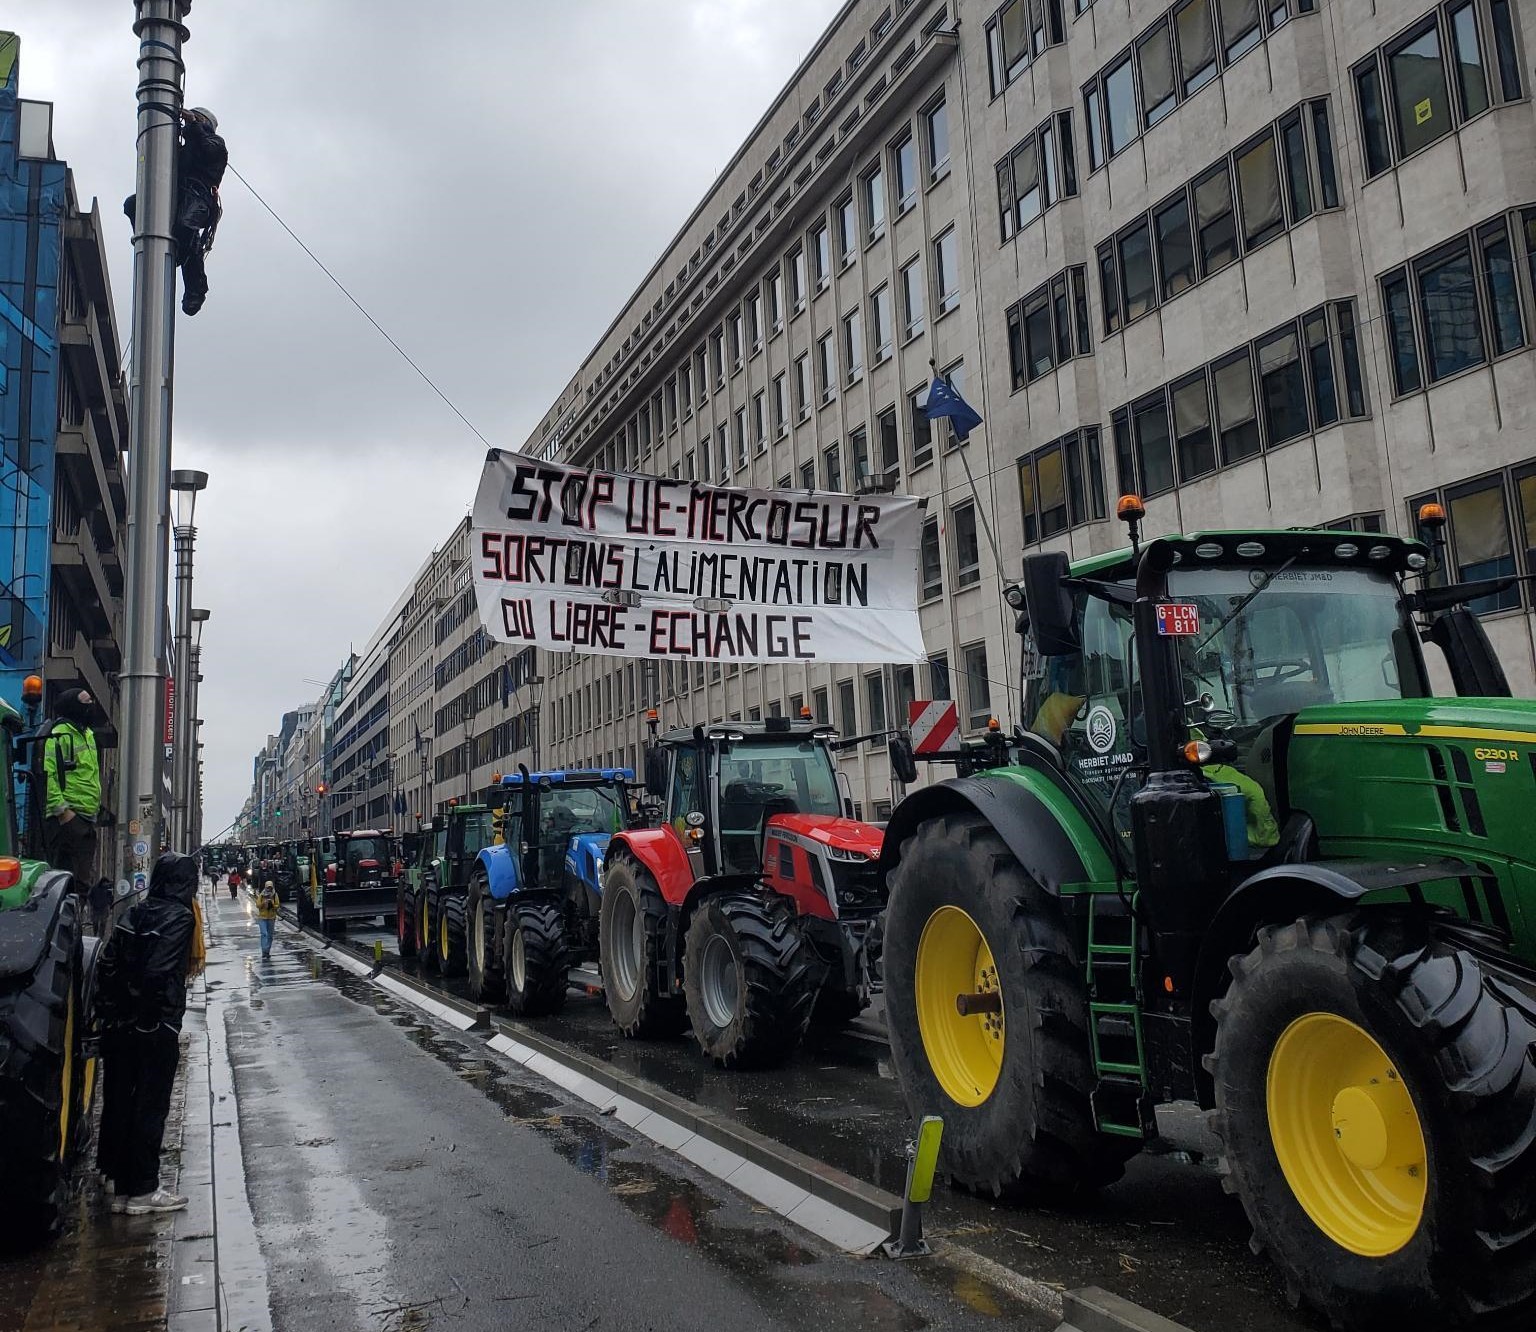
top-left (1085, 892), bottom-right (1152, 1139)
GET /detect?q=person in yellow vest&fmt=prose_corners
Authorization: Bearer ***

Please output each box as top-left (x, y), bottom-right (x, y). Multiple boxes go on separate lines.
top-left (42, 688), bottom-right (102, 889)
top-left (254, 880), bottom-right (280, 960)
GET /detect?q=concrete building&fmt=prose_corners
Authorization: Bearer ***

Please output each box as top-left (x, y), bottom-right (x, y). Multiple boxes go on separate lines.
top-left (511, 0), bottom-right (1536, 814)
top-left (1, 34), bottom-right (130, 771)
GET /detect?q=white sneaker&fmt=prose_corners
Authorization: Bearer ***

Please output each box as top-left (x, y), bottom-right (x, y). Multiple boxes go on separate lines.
top-left (124, 1188), bottom-right (188, 1214)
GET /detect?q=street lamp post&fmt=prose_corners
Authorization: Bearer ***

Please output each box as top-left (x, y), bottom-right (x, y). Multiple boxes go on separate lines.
top-left (170, 471), bottom-right (208, 851)
top-left (188, 607), bottom-right (209, 847)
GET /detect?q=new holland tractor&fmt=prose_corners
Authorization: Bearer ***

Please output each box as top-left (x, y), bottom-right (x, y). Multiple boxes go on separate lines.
top-left (399, 802), bottom-right (493, 977)
top-left (0, 699), bottom-right (101, 1250)
top-left (601, 715), bottom-right (885, 1068)
top-left (469, 769), bottom-right (632, 1012)
top-left (879, 504), bottom-right (1536, 1331)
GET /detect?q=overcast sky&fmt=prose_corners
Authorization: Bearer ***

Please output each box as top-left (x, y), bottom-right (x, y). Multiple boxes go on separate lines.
top-left (10, 0), bottom-right (843, 837)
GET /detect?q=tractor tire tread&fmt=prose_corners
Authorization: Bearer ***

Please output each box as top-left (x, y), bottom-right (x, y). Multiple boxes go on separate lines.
top-left (503, 900), bottom-right (568, 1017)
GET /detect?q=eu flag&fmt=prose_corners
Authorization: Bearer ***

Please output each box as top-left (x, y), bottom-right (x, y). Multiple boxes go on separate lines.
top-left (924, 375), bottom-right (984, 441)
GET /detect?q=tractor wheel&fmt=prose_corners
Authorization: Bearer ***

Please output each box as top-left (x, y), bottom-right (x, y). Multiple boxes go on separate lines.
top-left (396, 885), bottom-right (417, 962)
top-left (884, 811), bottom-right (1135, 1197)
top-left (1209, 912), bottom-right (1536, 1331)
top-left (809, 982), bottom-right (868, 1029)
top-left (502, 901), bottom-right (568, 1017)
top-left (466, 873), bottom-right (503, 1002)
top-left (438, 894), bottom-right (468, 978)
top-left (0, 890), bottom-right (85, 1251)
top-left (683, 892), bottom-right (816, 1069)
top-left (417, 892), bottom-right (438, 973)
top-left (599, 854), bottom-right (686, 1039)
top-left (397, 885), bottom-right (417, 961)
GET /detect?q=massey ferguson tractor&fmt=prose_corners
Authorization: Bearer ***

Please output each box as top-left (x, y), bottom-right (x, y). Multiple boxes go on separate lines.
top-left (878, 502), bottom-right (1536, 1331)
top-left (601, 714), bottom-right (884, 1069)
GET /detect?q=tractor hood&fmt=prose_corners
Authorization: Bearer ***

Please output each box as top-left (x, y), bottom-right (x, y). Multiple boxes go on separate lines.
top-left (1285, 697), bottom-right (1536, 883)
top-left (765, 813), bottom-right (882, 861)
top-left (564, 832), bottom-right (611, 888)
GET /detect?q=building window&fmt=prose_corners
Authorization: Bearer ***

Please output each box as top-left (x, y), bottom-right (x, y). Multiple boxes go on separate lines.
top-left (929, 652), bottom-right (951, 701)
top-left (987, 0), bottom-right (1066, 94)
top-left (733, 407), bottom-right (748, 468)
top-left (714, 425), bottom-right (728, 479)
top-left (728, 310), bottom-right (744, 369)
top-left (1411, 468), bottom-right (1532, 613)
top-left (817, 332), bottom-right (838, 404)
top-left (908, 384), bottom-right (933, 468)
top-left (824, 442), bottom-right (842, 492)
top-left (1119, 219), bottom-right (1157, 323)
top-left (1235, 131), bottom-right (1284, 249)
top-left (1006, 264), bottom-right (1090, 388)
top-left (1138, 23), bottom-right (1178, 127)
top-left (924, 96), bottom-right (950, 181)
top-left (920, 517), bottom-right (942, 599)
top-left (878, 406), bottom-right (900, 481)
top-left (766, 269), bottom-right (784, 333)
top-left (962, 642), bottom-right (991, 730)
top-left (787, 247), bottom-right (807, 311)
top-left (1353, 0), bottom-right (1524, 179)
top-left (709, 330), bottom-right (725, 386)
top-left (862, 163), bottom-right (886, 242)
top-left (811, 221), bottom-right (831, 288)
top-left (814, 686), bottom-right (830, 725)
top-left (843, 309), bottom-right (864, 384)
top-left (1155, 193), bottom-right (1196, 298)
top-left (1171, 374), bottom-right (1216, 480)
top-left (871, 285), bottom-right (893, 362)
top-left (1084, 83), bottom-right (1105, 172)
top-left (850, 427), bottom-right (870, 489)
top-left (1177, 0), bottom-right (1220, 96)
top-left (837, 195), bottom-right (858, 266)
top-left (952, 501), bottom-right (981, 587)
top-left (900, 257), bottom-right (925, 337)
top-left (934, 229), bottom-right (960, 314)
top-left (837, 678), bottom-right (857, 735)
top-left (772, 372), bottom-right (788, 435)
top-left (745, 290), bottom-right (762, 352)
top-left (800, 460), bottom-right (816, 489)
top-left (864, 672), bottom-right (887, 740)
top-left (893, 132), bottom-right (917, 212)
top-left (752, 391), bottom-right (767, 448)
top-left (1256, 324), bottom-right (1308, 445)
top-left (1018, 428), bottom-right (1108, 545)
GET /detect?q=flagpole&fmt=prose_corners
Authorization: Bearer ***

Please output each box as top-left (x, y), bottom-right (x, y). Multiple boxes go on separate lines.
top-left (929, 359), bottom-right (1004, 579)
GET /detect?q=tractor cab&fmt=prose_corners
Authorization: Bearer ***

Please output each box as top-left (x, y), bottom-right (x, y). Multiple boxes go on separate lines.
top-left (492, 768), bottom-right (629, 899)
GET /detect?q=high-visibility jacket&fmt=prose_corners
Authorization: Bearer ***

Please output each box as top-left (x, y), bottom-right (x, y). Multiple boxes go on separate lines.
top-left (43, 721), bottom-right (100, 818)
top-left (254, 888), bottom-right (280, 920)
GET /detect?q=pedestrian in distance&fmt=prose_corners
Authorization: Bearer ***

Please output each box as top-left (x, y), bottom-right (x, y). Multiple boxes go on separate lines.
top-left (255, 880), bottom-right (279, 960)
top-left (95, 852), bottom-right (206, 1215)
top-left (39, 687), bottom-right (102, 891)
top-left (227, 865), bottom-right (241, 901)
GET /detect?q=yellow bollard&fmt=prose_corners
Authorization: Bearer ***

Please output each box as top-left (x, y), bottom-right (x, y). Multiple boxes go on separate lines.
top-left (884, 1115), bottom-right (943, 1257)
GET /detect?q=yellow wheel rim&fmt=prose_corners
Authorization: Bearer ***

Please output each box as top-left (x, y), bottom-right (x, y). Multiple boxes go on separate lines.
top-left (58, 988), bottom-right (76, 1162)
top-left (440, 911), bottom-right (450, 962)
top-left (420, 899), bottom-right (430, 951)
top-left (915, 906), bottom-right (1004, 1107)
top-left (1268, 1012), bottom-right (1427, 1257)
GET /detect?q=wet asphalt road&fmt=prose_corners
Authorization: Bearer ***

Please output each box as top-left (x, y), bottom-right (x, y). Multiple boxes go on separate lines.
top-left (332, 916), bottom-right (1322, 1332)
top-left (215, 895), bottom-right (1043, 1331)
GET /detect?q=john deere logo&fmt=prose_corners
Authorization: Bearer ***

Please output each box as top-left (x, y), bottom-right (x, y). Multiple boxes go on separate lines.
top-left (1086, 705), bottom-right (1117, 754)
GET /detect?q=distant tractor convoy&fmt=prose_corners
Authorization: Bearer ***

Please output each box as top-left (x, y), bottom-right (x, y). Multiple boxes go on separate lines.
top-left (236, 503), bottom-right (1536, 1328)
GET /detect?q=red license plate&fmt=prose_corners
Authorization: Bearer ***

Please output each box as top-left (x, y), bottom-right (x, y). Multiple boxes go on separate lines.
top-left (1155, 603), bottom-right (1200, 636)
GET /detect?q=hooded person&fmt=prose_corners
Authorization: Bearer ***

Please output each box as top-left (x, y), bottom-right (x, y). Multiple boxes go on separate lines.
top-left (95, 853), bottom-right (205, 1215)
top-left (41, 687), bottom-right (102, 889)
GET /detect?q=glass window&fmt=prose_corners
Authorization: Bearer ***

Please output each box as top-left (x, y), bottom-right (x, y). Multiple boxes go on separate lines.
top-left (1516, 465), bottom-right (1536, 560)
top-left (1218, 0), bottom-right (1262, 60)
top-left (800, 460), bottom-right (815, 489)
top-left (1280, 112), bottom-right (1313, 223)
top-left (824, 443), bottom-right (842, 491)
top-left (837, 196), bottom-right (858, 263)
top-left (767, 271), bottom-right (783, 330)
top-left (1303, 309), bottom-right (1339, 428)
top-left (1113, 409), bottom-right (1136, 493)
top-left (1526, 209), bottom-right (1536, 304)
top-left (811, 222), bottom-right (831, 285)
top-left (1176, 0), bottom-right (1219, 95)
top-left (1449, 3), bottom-right (1490, 118)
top-left (1389, 22), bottom-right (1451, 159)
top-left (1381, 270), bottom-right (1422, 394)
top-left (1235, 132), bottom-right (1284, 249)
top-left (1155, 194), bottom-right (1195, 299)
top-left (1105, 58), bottom-right (1138, 156)
top-left (1310, 101), bottom-right (1339, 209)
top-left (1012, 137), bottom-right (1042, 228)
top-left (794, 354), bottom-right (811, 417)
top-left (952, 502), bottom-right (981, 586)
top-left (1134, 395), bottom-right (1175, 497)
top-left (863, 164), bottom-right (886, 240)
top-left (901, 258), bottom-right (925, 336)
top-left (926, 98), bottom-right (950, 179)
top-left (1195, 165), bottom-right (1238, 275)
top-left (838, 679), bottom-right (857, 736)
top-left (1064, 432), bottom-right (1088, 525)
top-left (844, 309), bottom-right (864, 383)
top-left (813, 686), bottom-right (830, 724)
top-left (1085, 426), bottom-right (1108, 519)
top-left (1084, 83), bottom-right (1105, 171)
top-left (871, 285), bottom-right (893, 358)
top-left (1119, 220), bottom-right (1157, 323)
top-left (1007, 306), bottom-right (1026, 389)
top-left (1213, 349), bottom-right (1261, 463)
top-left (1071, 266), bottom-right (1092, 354)
top-left (997, 163), bottom-right (1017, 241)
top-left (752, 390), bottom-right (766, 442)
top-left (865, 672), bottom-right (887, 736)
top-left (1139, 24), bottom-right (1178, 127)
top-left (1098, 242), bottom-right (1121, 335)
top-left (772, 373), bottom-right (787, 431)
top-left (929, 653), bottom-right (951, 702)
top-left (1447, 477), bottom-right (1519, 612)
top-left (1478, 219), bottom-right (1525, 356)
top-left (817, 332), bottom-right (838, 401)
top-left (963, 642), bottom-right (991, 729)
top-left (1257, 324), bottom-right (1309, 445)
top-left (894, 133), bottom-right (917, 209)
top-left (789, 247), bottom-right (807, 307)
top-left (1040, 123), bottom-right (1058, 208)
top-left (1038, 445), bottom-right (1069, 536)
top-left (1336, 301), bottom-right (1367, 417)
top-left (1490, 0), bottom-right (1523, 99)
top-left (1057, 111), bottom-right (1078, 197)
top-left (1053, 275), bottom-right (1073, 364)
top-left (909, 385), bottom-right (933, 465)
top-left (745, 290), bottom-right (762, 348)
top-left (1024, 289), bottom-right (1054, 380)
top-left (921, 518), bottom-right (943, 597)
top-left (1416, 239), bottom-right (1485, 381)
top-left (1172, 373), bottom-right (1216, 480)
top-left (1019, 454), bottom-right (1038, 543)
top-left (1356, 63), bottom-right (1393, 177)
top-left (879, 406), bottom-right (900, 476)
top-left (935, 229), bottom-right (960, 313)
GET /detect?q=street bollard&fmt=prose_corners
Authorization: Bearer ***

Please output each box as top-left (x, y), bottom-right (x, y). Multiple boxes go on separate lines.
top-left (369, 939), bottom-right (385, 978)
top-left (884, 1115), bottom-right (943, 1258)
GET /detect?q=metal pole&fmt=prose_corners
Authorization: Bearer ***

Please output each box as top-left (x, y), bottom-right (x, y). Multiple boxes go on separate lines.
top-left (117, 0), bottom-right (191, 888)
top-left (189, 641), bottom-right (203, 842)
top-left (170, 525), bottom-right (192, 847)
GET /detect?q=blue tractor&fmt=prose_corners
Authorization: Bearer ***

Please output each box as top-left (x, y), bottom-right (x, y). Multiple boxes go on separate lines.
top-left (467, 768), bottom-right (633, 1014)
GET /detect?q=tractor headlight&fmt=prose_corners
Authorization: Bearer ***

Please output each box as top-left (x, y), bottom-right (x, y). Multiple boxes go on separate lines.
top-left (823, 844), bottom-right (872, 863)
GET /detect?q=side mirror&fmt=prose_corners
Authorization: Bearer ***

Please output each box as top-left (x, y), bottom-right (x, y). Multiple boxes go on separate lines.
top-left (644, 745), bottom-right (668, 798)
top-left (888, 735), bottom-right (919, 785)
top-left (1021, 551), bottom-right (1078, 655)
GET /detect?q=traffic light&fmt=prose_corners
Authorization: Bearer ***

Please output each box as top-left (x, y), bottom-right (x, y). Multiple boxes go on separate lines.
top-left (316, 781), bottom-right (328, 796)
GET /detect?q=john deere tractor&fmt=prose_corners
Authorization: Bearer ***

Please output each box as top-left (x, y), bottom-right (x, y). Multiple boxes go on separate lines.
top-left (470, 769), bottom-right (632, 1012)
top-left (0, 699), bottom-right (101, 1249)
top-left (401, 803), bottom-right (493, 979)
top-left (602, 717), bottom-right (885, 1068)
top-left (880, 510), bottom-right (1536, 1330)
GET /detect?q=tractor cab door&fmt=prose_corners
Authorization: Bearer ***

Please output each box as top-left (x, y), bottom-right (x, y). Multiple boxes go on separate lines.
top-left (666, 746), bottom-right (709, 881)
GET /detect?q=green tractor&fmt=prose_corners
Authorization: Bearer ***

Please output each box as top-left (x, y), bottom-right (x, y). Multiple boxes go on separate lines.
top-left (0, 699), bottom-right (100, 1249)
top-left (880, 512), bottom-right (1536, 1330)
top-left (399, 803), bottom-right (494, 980)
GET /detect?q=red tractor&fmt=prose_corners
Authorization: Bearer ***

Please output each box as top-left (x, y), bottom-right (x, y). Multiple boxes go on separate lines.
top-left (599, 715), bottom-right (885, 1068)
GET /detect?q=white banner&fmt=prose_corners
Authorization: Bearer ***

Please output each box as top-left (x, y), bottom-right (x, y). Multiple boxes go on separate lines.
top-left (472, 451), bottom-right (925, 664)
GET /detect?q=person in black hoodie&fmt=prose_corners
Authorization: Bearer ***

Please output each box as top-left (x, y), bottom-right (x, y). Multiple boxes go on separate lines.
top-left (96, 853), bottom-right (204, 1214)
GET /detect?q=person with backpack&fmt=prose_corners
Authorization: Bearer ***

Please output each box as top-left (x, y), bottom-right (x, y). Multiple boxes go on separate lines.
top-left (39, 688), bottom-right (102, 889)
top-left (95, 852), bottom-right (204, 1215)
top-left (254, 880), bottom-right (280, 960)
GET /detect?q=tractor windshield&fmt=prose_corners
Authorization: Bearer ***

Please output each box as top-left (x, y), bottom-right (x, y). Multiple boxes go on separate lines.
top-left (715, 739), bottom-right (842, 874)
top-left (458, 811), bottom-right (494, 856)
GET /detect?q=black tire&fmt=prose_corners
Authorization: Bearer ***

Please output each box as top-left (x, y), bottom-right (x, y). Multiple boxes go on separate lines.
top-left (417, 890), bottom-right (438, 974)
top-left (1209, 913), bottom-right (1536, 1332)
top-left (465, 873), bottom-right (503, 1002)
top-left (502, 899), bottom-right (568, 1017)
top-left (683, 892), bottom-right (816, 1069)
top-left (809, 982), bottom-right (868, 1029)
top-left (438, 894), bottom-right (468, 978)
top-left (397, 884), bottom-right (417, 962)
top-left (599, 853), bottom-right (686, 1039)
top-left (0, 889), bottom-right (84, 1251)
top-left (884, 810), bottom-right (1135, 1196)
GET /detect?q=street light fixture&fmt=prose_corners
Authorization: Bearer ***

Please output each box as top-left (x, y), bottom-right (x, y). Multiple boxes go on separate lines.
top-left (170, 471), bottom-right (208, 851)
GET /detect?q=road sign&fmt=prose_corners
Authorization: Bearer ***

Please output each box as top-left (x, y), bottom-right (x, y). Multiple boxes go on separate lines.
top-left (132, 839), bottom-right (148, 858)
top-left (1155, 603), bottom-right (1200, 636)
top-left (908, 699), bottom-right (960, 755)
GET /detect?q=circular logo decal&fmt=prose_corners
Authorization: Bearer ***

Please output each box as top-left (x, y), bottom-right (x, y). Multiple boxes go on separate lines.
top-left (1086, 705), bottom-right (1117, 754)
